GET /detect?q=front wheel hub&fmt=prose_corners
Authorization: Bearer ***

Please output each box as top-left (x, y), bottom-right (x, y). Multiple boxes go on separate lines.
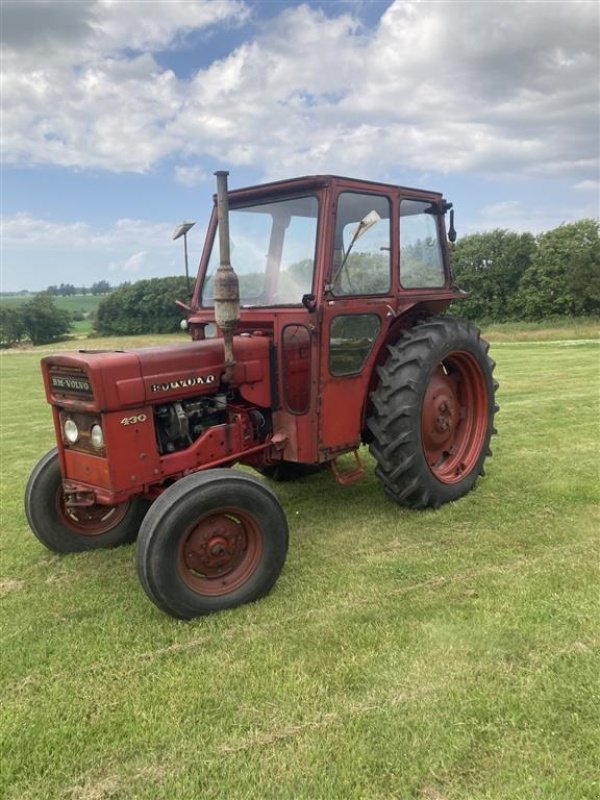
top-left (178, 509), bottom-right (263, 596)
top-left (57, 490), bottom-right (129, 535)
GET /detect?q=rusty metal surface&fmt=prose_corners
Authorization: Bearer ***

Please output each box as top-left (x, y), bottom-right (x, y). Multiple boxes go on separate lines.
top-left (213, 170), bottom-right (240, 382)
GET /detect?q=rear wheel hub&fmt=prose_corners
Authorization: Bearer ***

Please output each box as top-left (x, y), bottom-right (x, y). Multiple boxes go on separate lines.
top-left (421, 352), bottom-right (488, 484)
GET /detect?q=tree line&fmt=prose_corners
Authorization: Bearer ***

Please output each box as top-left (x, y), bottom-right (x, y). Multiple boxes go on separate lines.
top-left (1, 219), bottom-right (597, 347)
top-left (44, 280), bottom-right (115, 296)
top-left (450, 219), bottom-right (599, 321)
top-left (1, 280), bottom-right (117, 298)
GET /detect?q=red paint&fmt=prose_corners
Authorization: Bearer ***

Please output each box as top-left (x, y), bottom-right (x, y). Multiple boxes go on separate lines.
top-left (177, 508), bottom-right (263, 596)
top-left (421, 351), bottom-right (489, 483)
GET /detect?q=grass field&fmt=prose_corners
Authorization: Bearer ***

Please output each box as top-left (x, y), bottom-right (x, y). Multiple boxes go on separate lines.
top-left (1, 325), bottom-right (598, 799)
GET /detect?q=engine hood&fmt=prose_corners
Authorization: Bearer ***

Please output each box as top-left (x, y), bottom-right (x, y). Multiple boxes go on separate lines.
top-left (42, 335), bottom-right (272, 411)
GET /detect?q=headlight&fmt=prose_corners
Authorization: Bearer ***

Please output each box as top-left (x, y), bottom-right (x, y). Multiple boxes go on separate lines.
top-left (63, 418), bottom-right (79, 443)
top-left (90, 424), bottom-right (104, 449)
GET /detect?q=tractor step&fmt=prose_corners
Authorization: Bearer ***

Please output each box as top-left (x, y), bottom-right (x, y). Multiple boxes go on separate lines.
top-left (328, 450), bottom-right (366, 486)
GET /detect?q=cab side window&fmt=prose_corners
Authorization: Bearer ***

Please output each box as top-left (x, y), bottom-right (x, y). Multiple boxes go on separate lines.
top-left (399, 199), bottom-right (445, 288)
top-left (329, 314), bottom-right (381, 376)
top-left (332, 193), bottom-right (391, 296)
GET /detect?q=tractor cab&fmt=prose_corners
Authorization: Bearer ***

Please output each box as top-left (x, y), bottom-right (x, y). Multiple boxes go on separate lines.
top-left (190, 175), bottom-right (459, 317)
top-left (186, 175), bottom-right (462, 469)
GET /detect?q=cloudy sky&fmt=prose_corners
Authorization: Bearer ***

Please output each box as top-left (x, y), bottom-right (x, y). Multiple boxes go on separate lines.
top-left (1, 0), bottom-right (598, 292)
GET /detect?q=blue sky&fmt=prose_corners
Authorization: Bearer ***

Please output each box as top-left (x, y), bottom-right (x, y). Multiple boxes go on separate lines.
top-left (2, 0), bottom-right (598, 292)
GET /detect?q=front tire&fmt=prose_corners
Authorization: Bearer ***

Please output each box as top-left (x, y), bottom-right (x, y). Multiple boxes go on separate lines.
top-left (24, 448), bottom-right (150, 552)
top-left (367, 316), bottom-right (498, 509)
top-left (136, 469), bottom-right (289, 619)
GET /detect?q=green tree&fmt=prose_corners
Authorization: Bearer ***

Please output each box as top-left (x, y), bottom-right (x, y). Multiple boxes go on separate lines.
top-left (95, 277), bottom-right (189, 335)
top-left (338, 251), bottom-right (390, 294)
top-left (0, 306), bottom-right (26, 347)
top-left (20, 294), bottom-right (72, 345)
top-left (450, 230), bottom-right (536, 321)
top-left (515, 219), bottom-right (600, 319)
top-left (91, 280), bottom-right (112, 295)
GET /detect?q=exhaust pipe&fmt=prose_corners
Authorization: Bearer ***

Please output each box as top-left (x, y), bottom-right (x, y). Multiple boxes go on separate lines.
top-left (213, 171), bottom-right (240, 383)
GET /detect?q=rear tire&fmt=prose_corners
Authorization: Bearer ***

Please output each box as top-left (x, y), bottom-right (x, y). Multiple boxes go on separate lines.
top-left (24, 448), bottom-right (150, 552)
top-left (367, 316), bottom-right (498, 509)
top-left (136, 469), bottom-right (289, 619)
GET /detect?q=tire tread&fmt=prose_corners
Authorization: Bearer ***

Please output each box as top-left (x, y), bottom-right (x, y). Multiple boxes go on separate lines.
top-left (367, 315), bottom-right (498, 509)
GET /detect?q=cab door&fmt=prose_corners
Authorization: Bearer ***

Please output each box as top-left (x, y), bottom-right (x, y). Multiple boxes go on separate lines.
top-left (318, 189), bottom-right (395, 455)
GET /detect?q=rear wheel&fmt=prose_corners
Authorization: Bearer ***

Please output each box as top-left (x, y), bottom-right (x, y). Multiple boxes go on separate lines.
top-left (24, 448), bottom-right (150, 552)
top-left (367, 316), bottom-right (498, 509)
top-left (136, 469), bottom-right (289, 619)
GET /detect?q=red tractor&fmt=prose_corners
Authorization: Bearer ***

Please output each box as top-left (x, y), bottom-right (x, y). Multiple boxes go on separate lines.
top-left (25, 172), bottom-right (498, 619)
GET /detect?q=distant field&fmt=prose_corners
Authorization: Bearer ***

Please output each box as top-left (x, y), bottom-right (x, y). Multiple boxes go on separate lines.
top-left (0, 294), bottom-right (102, 315)
top-left (1, 325), bottom-right (598, 799)
top-left (481, 316), bottom-right (599, 342)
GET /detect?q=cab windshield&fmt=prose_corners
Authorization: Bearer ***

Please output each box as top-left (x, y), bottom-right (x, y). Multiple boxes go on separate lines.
top-left (201, 195), bottom-right (319, 307)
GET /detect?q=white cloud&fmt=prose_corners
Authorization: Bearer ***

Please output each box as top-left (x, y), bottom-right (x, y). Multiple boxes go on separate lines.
top-left (174, 165), bottom-right (209, 187)
top-left (1, 0), bottom-right (248, 59)
top-left (575, 179), bottom-right (600, 192)
top-left (109, 250), bottom-right (148, 274)
top-left (90, 0), bottom-right (249, 53)
top-left (0, 213), bottom-right (204, 290)
top-left (472, 197), bottom-right (597, 235)
top-left (1, 213), bottom-right (173, 250)
top-left (1, 0), bottom-right (248, 172)
top-left (2, 53), bottom-right (182, 172)
top-left (1, 0), bottom-right (598, 182)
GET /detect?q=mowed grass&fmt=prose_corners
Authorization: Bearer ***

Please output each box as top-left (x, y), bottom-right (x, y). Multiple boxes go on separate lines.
top-left (1, 326), bottom-right (598, 799)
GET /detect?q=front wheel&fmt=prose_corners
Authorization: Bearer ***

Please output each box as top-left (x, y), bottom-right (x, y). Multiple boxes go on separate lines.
top-left (136, 469), bottom-right (289, 619)
top-left (24, 448), bottom-right (150, 552)
top-left (367, 316), bottom-right (498, 509)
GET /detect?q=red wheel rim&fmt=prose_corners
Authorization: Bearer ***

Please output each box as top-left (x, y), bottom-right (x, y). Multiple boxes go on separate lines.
top-left (177, 509), bottom-right (263, 596)
top-left (57, 491), bottom-right (129, 536)
top-left (421, 351), bottom-right (489, 484)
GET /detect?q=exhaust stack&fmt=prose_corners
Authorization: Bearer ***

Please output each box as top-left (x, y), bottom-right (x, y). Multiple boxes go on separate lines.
top-left (213, 170), bottom-right (240, 382)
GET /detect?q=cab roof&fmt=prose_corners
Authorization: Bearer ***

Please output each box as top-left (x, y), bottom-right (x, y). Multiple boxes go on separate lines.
top-left (216, 174), bottom-right (443, 203)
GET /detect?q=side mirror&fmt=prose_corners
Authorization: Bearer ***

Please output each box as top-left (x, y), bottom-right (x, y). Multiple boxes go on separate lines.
top-left (448, 209), bottom-right (457, 243)
top-left (302, 293), bottom-right (316, 312)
